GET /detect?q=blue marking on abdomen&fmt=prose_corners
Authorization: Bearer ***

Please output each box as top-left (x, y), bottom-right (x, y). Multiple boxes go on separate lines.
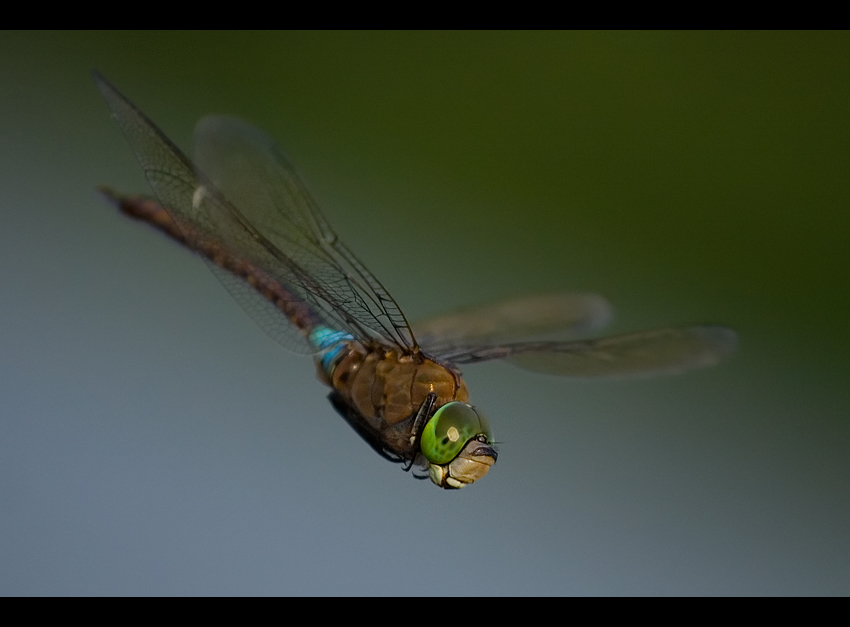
top-left (310, 326), bottom-right (354, 376)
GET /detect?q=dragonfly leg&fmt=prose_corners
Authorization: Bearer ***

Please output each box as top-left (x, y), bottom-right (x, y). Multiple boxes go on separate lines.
top-left (402, 392), bottom-right (437, 472)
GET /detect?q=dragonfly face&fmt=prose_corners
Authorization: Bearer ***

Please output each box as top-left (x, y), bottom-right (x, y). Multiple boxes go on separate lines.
top-left (420, 401), bottom-right (497, 489)
top-left (94, 72), bottom-right (737, 490)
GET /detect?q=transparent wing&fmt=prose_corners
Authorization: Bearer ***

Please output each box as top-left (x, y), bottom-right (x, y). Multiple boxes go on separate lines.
top-left (192, 115), bottom-right (415, 350)
top-left (436, 325), bottom-right (738, 378)
top-left (413, 292), bottom-right (613, 354)
top-left (98, 187), bottom-right (324, 353)
top-left (94, 71), bottom-right (415, 354)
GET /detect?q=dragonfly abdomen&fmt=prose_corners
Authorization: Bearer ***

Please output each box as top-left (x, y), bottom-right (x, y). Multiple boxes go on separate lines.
top-left (100, 188), bottom-right (322, 335)
top-left (310, 326), bottom-right (355, 374)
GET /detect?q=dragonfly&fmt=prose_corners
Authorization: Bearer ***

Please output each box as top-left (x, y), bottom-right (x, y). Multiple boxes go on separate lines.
top-left (94, 71), bottom-right (737, 489)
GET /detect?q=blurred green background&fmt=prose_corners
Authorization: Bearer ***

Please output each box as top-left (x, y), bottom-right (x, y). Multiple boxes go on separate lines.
top-left (1, 31), bottom-right (848, 595)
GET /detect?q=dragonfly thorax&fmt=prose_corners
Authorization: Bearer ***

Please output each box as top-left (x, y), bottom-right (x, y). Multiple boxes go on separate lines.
top-left (316, 340), bottom-right (469, 436)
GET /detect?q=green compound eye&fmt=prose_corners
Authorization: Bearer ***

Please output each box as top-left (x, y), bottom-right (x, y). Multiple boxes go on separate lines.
top-left (420, 402), bottom-right (492, 465)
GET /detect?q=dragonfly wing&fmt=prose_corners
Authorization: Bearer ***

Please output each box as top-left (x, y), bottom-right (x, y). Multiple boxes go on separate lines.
top-left (413, 292), bottom-right (613, 354)
top-left (192, 115), bottom-right (416, 351)
top-left (95, 72), bottom-right (414, 353)
top-left (98, 187), bottom-right (324, 354)
top-left (437, 325), bottom-right (738, 378)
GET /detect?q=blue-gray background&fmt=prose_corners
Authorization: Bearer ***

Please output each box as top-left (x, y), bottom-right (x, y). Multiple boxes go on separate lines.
top-left (1, 32), bottom-right (848, 595)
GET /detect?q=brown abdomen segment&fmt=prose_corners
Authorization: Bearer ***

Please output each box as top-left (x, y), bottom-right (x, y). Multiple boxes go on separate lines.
top-left (325, 344), bottom-right (469, 429)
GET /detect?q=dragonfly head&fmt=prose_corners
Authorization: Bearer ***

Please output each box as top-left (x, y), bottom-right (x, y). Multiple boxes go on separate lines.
top-left (420, 401), bottom-right (497, 489)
